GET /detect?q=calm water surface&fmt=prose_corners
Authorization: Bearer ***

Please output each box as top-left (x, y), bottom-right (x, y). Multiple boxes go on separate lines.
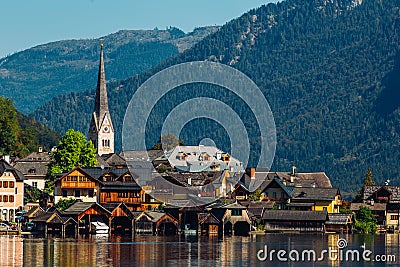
top-left (1, 234), bottom-right (399, 266)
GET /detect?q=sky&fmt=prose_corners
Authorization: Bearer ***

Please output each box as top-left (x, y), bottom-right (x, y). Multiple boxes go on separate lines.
top-left (0, 0), bottom-right (275, 58)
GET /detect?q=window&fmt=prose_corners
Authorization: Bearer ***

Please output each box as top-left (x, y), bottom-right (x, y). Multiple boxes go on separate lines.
top-left (281, 192), bottom-right (285, 198)
top-left (118, 192), bottom-right (129, 198)
top-left (106, 192), bottom-right (111, 198)
top-left (3, 195), bottom-right (8, 202)
top-left (3, 181), bottom-right (8, 188)
top-left (9, 195), bottom-right (14, 202)
top-left (130, 192), bottom-right (139, 198)
top-left (88, 189), bottom-right (94, 198)
top-left (0, 196), bottom-right (2, 202)
top-left (273, 192), bottom-right (277, 198)
top-left (28, 168), bottom-right (36, 174)
top-left (74, 190), bottom-right (80, 198)
top-left (265, 192), bottom-right (269, 198)
top-left (0, 182), bottom-right (2, 188)
top-left (391, 215), bottom-right (399, 221)
top-left (102, 139), bottom-right (110, 147)
top-left (231, 209), bottom-right (242, 216)
top-left (32, 182), bottom-right (38, 188)
top-left (62, 189), bottom-right (68, 198)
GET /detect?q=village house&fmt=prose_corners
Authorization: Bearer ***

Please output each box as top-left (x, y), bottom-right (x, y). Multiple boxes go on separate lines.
top-left (361, 185), bottom-right (400, 229)
top-left (54, 167), bottom-right (101, 204)
top-left (0, 159), bottom-right (25, 221)
top-left (54, 166), bottom-right (160, 211)
top-left (153, 145), bottom-right (244, 173)
top-left (289, 187), bottom-right (342, 213)
top-left (12, 147), bottom-right (49, 191)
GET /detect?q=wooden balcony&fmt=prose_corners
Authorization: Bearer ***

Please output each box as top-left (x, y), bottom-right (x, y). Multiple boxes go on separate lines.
top-left (61, 181), bottom-right (96, 189)
top-left (99, 194), bottom-right (142, 204)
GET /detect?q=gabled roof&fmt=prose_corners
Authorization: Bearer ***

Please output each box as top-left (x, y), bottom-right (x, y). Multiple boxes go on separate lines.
top-left (25, 206), bottom-right (45, 218)
top-left (223, 202), bottom-right (247, 210)
top-left (13, 161), bottom-right (48, 176)
top-left (0, 159), bottom-right (26, 181)
top-left (260, 177), bottom-right (294, 197)
top-left (363, 185), bottom-right (400, 203)
top-left (158, 145), bottom-right (243, 172)
top-left (32, 211), bottom-right (73, 224)
top-left (291, 187), bottom-right (340, 201)
top-left (199, 213), bottom-right (220, 225)
top-left (350, 202), bottom-right (387, 211)
top-left (262, 210), bottom-right (328, 221)
top-left (17, 151), bottom-right (50, 162)
top-left (241, 170), bottom-right (333, 191)
top-left (102, 203), bottom-right (134, 220)
top-left (56, 166), bottom-right (99, 184)
top-left (100, 153), bottom-right (126, 167)
top-left (63, 202), bottom-right (111, 216)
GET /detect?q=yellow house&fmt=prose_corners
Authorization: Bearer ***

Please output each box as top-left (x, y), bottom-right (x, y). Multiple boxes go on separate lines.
top-left (0, 159), bottom-right (25, 221)
top-left (290, 187), bottom-right (342, 213)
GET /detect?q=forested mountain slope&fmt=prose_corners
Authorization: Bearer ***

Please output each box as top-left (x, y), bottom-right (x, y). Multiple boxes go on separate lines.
top-left (0, 26), bottom-right (219, 113)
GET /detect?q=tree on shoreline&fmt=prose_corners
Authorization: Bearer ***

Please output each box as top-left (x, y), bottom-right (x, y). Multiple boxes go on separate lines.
top-left (354, 206), bottom-right (377, 234)
top-left (354, 168), bottom-right (374, 203)
top-left (46, 129), bottom-right (97, 195)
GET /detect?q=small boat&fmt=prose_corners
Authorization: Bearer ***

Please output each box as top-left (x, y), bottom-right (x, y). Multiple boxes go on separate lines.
top-left (183, 224), bottom-right (197, 235)
top-left (91, 221), bottom-right (109, 234)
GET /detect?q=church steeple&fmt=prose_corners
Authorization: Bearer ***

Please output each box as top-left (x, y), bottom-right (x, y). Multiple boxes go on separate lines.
top-left (89, 39), bottom-right (114, 156)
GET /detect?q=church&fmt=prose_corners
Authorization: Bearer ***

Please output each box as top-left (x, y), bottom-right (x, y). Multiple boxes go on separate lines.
top-left (89, 41), bottom-right (115, 156)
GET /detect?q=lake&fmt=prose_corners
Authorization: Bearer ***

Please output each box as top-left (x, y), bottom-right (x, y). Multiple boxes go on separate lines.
top-left (0, 233), bottom-right (399, 266)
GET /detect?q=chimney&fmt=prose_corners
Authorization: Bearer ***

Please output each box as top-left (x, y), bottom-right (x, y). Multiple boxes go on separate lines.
top-left (3, 155), bottom-right (10, 164)
top-left (38, 146), bottom-right (43, 153)
top-left (291, 166), bottom-right (296, 176)
top-left (250, 168), bottom-right (256, 179)
top-left (290, 166), bottom-right (296, 183)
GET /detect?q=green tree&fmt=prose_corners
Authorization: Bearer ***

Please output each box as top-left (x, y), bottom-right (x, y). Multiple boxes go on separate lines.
top-left (0, 97), bottom-right (21, 155)
top-left (248, 188), bottom-right (263, 201)
top-left (46, 129), bottom-right (97, 193)
top-left (55, 198), bottom-right (76, 211)
top-left (354, 168), bottom-right (375, 202)
top-left (363, 168), bottom-right (374, 186)
top-left (24, 186), bottom-right (43, 203)
top-left (354, 206), bottom-right (377, 234)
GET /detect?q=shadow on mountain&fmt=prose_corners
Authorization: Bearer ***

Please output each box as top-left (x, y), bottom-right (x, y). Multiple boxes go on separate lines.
top-left (375, 52), bottom-right (400, 116)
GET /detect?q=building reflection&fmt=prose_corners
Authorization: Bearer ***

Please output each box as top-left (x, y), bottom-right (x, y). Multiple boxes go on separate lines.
top-left (0, 236), bottom-right (23, 267)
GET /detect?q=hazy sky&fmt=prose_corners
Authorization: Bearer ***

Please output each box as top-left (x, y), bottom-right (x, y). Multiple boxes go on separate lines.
top-left (0, 0), bottom-right (275, 58)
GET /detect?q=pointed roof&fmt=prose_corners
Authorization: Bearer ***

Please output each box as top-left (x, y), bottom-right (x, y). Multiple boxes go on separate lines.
top-left (94, 41), bottom-right (110, 124)
top-left (0, 159), bottom-right (26, 181)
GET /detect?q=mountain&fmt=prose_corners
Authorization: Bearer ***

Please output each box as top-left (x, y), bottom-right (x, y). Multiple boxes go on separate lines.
top-left (0, 26), bottom-right (219, 113)
top-left (0, 96), bottom-right (60, 157)
top-left (32, 0), bottom-right (400, 196)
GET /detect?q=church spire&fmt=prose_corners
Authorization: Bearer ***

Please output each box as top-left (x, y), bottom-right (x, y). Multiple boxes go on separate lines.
top-left (95, 38), bottom-right (109, 120)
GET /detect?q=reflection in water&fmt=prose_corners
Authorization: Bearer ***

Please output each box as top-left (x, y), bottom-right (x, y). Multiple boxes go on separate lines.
top-left (0, 234), bottom-right (398, 266)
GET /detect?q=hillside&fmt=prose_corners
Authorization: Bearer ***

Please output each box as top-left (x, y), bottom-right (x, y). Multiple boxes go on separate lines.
top-left (32, 0), bottom-right (400, 195)
top-left (0, 96), bottom-right (60, 157)
top-left (0, 26), bottom-right (219, 113)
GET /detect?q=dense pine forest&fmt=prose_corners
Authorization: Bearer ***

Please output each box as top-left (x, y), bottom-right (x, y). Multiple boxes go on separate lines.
top-left (0, 97), bottom-right (60, 157)
top-left (29, 0), bottom-right (400, 196)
